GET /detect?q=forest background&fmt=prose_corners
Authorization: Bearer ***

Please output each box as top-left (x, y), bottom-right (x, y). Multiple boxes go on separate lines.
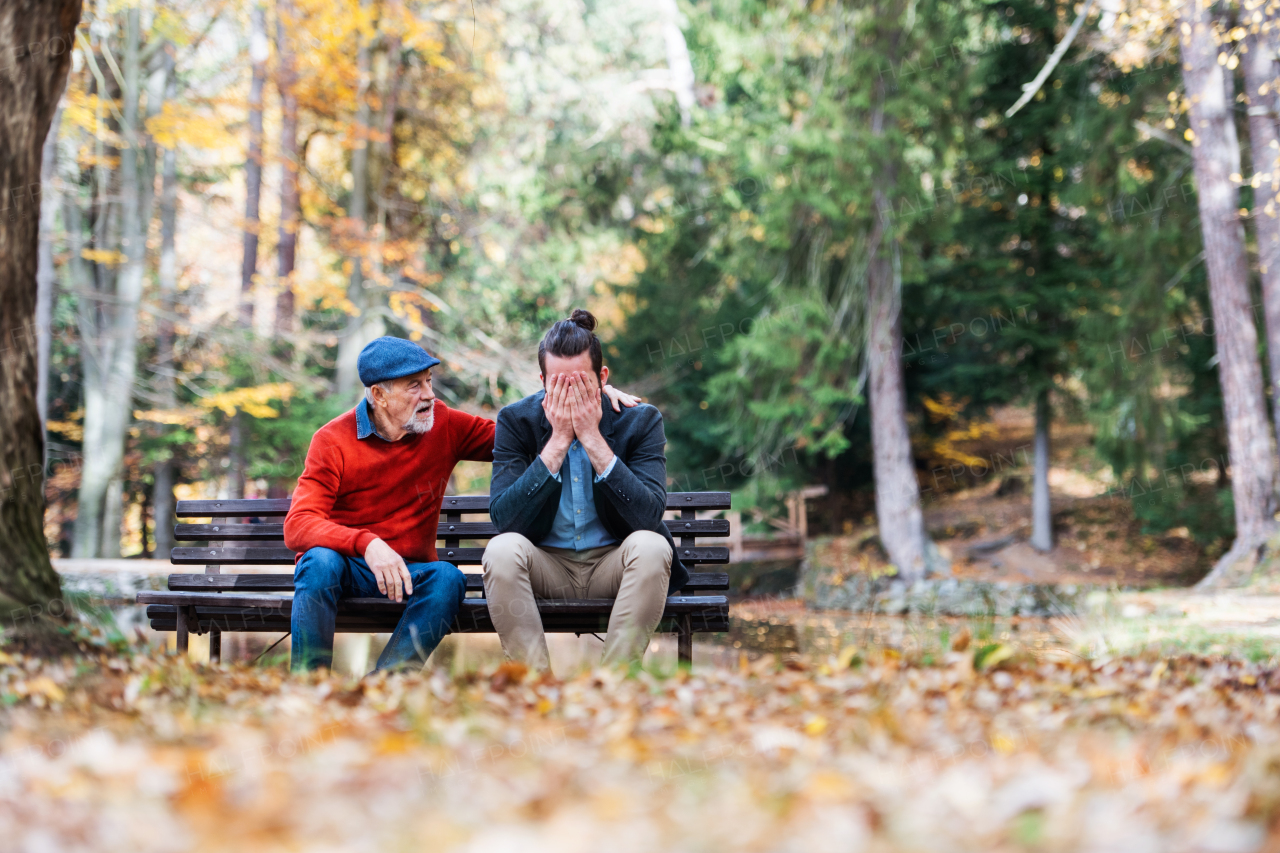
top-left (13, 0), bottom-right (1280, 586)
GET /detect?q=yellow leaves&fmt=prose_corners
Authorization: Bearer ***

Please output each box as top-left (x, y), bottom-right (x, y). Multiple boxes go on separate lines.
top-left (390, 291), bottom-right (444, 339)
top-left (80, 248), bottom-right (127, 267)
top-left (375, 732), bottom-right (418, 755)
top-left (803, 715), bottom-right (828, 736)
top-left (633, 215), bottom-right (666, 233)
top-left (1185, 128), bottom-right (1196, 142)
top-left (923, 392), bottom-right (967, 423)
top-left (197, 383), bottom-right (294, 418)
top-left (592, 243), bottom-right (647, 287)
top-left (836, 645), bottom-right (861, 669)
top-left (146, 102), bottom-right (238, 151)
top-left (133, 408), bottom-right (204, 426)
top-left (1124, 158), bottom-right (1153, 183)
top-left (62, 89), bottom-right (124, 143)
top-left (991, 732), bottom-right (1018, 754)
top-left (804, 770), bottom-right (854, 800)
top-left (15, 676), bottom-right (65, 706)
top-left (46, 420), bottom-right (84, 441)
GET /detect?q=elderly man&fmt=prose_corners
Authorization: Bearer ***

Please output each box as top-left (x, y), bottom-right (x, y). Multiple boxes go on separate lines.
top-left (284, 336), bottom-right (639, 672)
top-left (484, 309), bottom-right (687, 672)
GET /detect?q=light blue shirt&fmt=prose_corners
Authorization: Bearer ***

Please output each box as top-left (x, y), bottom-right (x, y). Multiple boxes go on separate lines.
top-left (355, 399), bottom-right (389, 441)
top-left (541, 440), bottom-right (619, 550)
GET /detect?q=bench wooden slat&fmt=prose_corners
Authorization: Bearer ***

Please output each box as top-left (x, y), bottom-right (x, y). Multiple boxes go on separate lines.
top-left (173, 491), bottom-right (732, 518)
top-left (173, 518), bottom-right (732, 542)
top-left (147, 611), bottom-right (730, 635)
top-left (140, 592), bottom-right (727, 615)
top-left (166, 571), bottom-right (731, 592)
top-left (170, 545), bottom-right (731, 566)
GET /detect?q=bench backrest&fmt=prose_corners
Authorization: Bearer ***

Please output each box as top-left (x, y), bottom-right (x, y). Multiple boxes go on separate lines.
top-left (171, 492), bottom-right (732, 576)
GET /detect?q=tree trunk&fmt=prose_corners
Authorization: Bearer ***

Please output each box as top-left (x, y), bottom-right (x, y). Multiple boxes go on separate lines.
top-left (152, 53), bottom-right (179, 561)
top-left (275, 0), bottom-right (299, 336)
top-left (71, 35), bottom-right (120, 557)
top-left (74, 10), bottom-right (156, 558)
top-left (868, 224), bottom-right (928, 582)
top-left (100, 474), bottom-right (123, 559)
top-left (36, 106), bottom-right (60, 457)
top-left (227, 411), bottom-right (246, 500)
top-left (241, 1), bottom-right (267, 327)
top-left (1031, 390), bottom-right (1053, 552)
top-left (1180, 2), bottom-right (1278, 561)
top-left (1245, 24), bottom-right (1280, 469)
top-left (0, 0), bottom-right (81, 630)
top-left (335, 8), bottom-right (383, 397)
top-left (865, 55), bottom-right (929, 583)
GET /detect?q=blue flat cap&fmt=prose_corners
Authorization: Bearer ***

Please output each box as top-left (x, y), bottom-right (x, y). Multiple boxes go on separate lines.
top-left (357, 336), bottom-right (441, 387)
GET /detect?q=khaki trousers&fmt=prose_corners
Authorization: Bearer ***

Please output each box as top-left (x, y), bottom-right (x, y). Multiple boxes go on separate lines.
top-left (481, 530), bottom-right (673, 671)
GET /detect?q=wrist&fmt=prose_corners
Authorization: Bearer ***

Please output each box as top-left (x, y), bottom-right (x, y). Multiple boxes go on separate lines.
top-left (357, 532), bottom-right (379, 556)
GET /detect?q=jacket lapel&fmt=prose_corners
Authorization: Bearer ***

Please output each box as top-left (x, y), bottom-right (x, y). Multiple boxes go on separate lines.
top-left (598, 392), bottom-right (620, 454)
top-left (534, 390), bottom-right (552, 452)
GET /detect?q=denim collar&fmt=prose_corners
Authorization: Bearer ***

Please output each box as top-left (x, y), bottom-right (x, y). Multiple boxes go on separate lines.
top-left (355, 398), bottom-right (389, 441)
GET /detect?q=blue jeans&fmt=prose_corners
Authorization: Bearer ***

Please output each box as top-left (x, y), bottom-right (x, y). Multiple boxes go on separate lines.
top-left (291, 547), bottom-right (466, 672)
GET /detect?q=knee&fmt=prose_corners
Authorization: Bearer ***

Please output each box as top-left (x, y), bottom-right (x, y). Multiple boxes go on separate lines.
top-left (482, 533), bottom-right (534, 578)
top-left (410, 562), bottom-right (467, 599)
top-left (623, 531), bottom-right (673, 575)
top-left (295, 547), bottom-right (345, 593)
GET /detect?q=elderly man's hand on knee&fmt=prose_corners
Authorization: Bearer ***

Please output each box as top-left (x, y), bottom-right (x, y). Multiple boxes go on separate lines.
top-left (364, 538), bottom-right (413, 602)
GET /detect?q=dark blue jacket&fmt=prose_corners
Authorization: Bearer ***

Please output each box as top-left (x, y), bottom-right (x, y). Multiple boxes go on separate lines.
top-left (489, 391), bottom-right (690, 593)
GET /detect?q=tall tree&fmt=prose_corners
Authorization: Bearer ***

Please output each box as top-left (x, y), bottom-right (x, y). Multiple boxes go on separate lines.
top-left (1180, 0), bottom-right (1277, 571)
top-left (1243, 19), bottom-right (1280, 464)
top-left (152, 50), bottom-right (179, 561)
top-left (275, 0), bottom-right (299, 336)
top-left (926, 0), bottom-right (1106, 554)
top-left (867, 65), bottom-right (929, 581)
top-left (0, 0), bottom-right (81, 638)
top-left (36, 108), bottom-right (61, 458)
top-left (334, 2), bottom-right (383, 397)
top-left (73, 10), bottom-right (161, 557)
top-left (240, 1), bottom-right (268, 326)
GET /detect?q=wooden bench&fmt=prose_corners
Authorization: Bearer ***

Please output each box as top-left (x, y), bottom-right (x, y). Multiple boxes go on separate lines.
top-left (138, 492), bottom-right (732, 668)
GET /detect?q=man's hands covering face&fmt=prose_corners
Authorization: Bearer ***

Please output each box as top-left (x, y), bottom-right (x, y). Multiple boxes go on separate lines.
top-left (542, 373), bottom-right (576, 440)
top-left (566, 373), bottom-right (604, 440)
top-left (540, 371), bottom-right (614, 476)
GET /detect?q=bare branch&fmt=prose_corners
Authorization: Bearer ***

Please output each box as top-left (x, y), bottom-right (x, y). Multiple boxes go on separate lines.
top-left (1006, 0), bottom-right (1096, 118)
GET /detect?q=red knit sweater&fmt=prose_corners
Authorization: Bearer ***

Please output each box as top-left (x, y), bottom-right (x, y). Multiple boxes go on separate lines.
top-left (283, 401), bottom-right (495, 563)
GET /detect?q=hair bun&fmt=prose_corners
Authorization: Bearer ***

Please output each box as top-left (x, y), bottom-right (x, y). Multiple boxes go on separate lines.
top-left (568, 308), bottom-right (597, 332)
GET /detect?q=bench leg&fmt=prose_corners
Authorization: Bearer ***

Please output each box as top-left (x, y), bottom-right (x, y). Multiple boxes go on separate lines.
top-left (209, 628), bottom-right (221, 664)
top-left (175, 607), bottom-right (190, 656)
top-left (677, 615), bottom-right (693, 669)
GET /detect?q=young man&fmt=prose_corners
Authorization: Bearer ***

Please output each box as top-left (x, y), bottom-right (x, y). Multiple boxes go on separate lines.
top-left (484, 309), bottom-right (688, 671)
top-left (284, 335), bottom-right (638, 672)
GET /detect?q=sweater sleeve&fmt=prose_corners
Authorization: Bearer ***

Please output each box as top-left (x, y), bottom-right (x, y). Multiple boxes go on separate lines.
top-left (448, 406), bottom-right (497, 462)
top-left (283, 432), bottom-right (378, 557)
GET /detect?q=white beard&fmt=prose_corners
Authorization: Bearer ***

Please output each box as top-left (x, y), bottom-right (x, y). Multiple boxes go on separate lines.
top-left (402, 401), bottom-right (435, 434)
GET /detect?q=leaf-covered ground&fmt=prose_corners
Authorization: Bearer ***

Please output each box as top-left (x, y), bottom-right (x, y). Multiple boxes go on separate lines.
top-left (3, 632), bottom-right (1280, 853)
